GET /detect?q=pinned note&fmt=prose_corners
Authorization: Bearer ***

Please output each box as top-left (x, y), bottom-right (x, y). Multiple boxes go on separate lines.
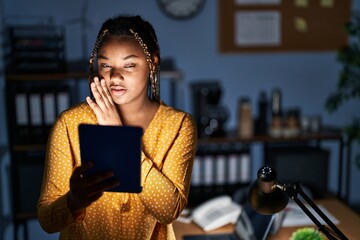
top-left (294, 17), bottom-right (308, 32)
top-left (321, 0), bottom-right (334, 8)
top-left (294, 0), bottom-right (308, 7)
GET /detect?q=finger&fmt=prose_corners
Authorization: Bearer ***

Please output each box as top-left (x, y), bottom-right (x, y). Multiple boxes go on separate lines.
top-left (84, 192), bottom-right (104, 205)
top-left (86, 178), bottom-right (120, 197)
top-left (100, 79), bottom-right (113, 108)
top-left (91, 78), bottom-right (106, 109)
top-left (94, 78), bottom-right (111, 108)
top-left (69, 190), bottom-right (103, 211)
top-left (69, 172), bottom-right (119, 210)
top-left (86, 96), bottom-right (102, 114)
top-left (72, 162), bottom-right (93, 181)
top-left (77, 175), bottom-right (119, 202)
top-left (85, 170), bottom-right (115, 185)
top-left (95, 78), bottom-right (110, 109)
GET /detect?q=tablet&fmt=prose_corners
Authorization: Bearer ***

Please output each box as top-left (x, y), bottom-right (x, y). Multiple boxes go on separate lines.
top-left (78, 124), bottom-right (143, 193)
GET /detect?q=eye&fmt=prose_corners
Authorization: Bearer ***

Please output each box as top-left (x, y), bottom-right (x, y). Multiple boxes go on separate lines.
top-left (100, 63), bottom-right (111, 69)
top-left (124, 63), bottom-right (136, 69)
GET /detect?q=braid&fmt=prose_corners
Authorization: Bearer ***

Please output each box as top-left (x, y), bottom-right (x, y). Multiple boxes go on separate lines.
top-left (130, 16), bottom-right (161, 101)
top-left (139, 16), bottom-right (161, 62)
top-left (89, 29), bottom-right (108, 82)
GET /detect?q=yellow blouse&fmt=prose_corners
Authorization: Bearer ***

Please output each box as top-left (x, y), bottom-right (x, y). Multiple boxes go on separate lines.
top-left (37, 102), bottom-right (197, 240)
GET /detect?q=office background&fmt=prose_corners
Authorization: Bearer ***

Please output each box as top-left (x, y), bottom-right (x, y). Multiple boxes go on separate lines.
top-left (0, 0), bottom-right (359, 239)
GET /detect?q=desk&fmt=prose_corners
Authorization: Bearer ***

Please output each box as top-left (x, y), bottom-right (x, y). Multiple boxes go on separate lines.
top-left (173, 199), bottom-right (360, 240)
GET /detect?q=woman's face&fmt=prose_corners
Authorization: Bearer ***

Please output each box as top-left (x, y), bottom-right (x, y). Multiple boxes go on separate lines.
top-left (97, 35), bottom-right (153, 106)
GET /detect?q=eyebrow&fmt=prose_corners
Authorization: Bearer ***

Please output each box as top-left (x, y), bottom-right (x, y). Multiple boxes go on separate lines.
top-left (97, 54), bottom-right (140, 60)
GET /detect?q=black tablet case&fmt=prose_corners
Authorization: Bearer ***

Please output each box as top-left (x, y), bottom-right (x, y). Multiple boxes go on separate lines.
top-left (78, 124), bottom-right (143, 193)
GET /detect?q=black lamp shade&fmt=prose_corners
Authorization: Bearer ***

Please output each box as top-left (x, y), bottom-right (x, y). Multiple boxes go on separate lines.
top-left (248, 181), bottom-right (289, 215)
top-left (248, 166), bottom-right (289, 215)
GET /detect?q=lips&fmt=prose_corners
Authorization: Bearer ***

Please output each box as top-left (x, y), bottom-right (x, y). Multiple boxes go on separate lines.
top-left (110, 86), bottom-right (127, 96)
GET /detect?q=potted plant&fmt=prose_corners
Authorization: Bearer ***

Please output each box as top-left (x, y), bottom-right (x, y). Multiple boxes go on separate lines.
top-left (290, 227), bottom-right (325, 240)
top-left (325, 11), bottom-right (360, 170)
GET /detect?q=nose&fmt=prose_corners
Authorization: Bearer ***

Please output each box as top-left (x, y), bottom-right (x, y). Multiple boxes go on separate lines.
top-left (110, 68), bottom-right (124, 81)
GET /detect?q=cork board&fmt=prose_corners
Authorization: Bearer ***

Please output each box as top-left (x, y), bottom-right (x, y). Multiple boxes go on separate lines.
top-left (219, 0), bottom-right (351, 52)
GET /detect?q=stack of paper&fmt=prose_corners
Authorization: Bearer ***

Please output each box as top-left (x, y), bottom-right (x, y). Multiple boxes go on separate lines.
top-left (282, 202), bottom-right (339, 227)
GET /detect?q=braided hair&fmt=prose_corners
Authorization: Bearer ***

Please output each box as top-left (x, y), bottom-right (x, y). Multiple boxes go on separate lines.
top-left (89, 15), bottom-right (161, 101)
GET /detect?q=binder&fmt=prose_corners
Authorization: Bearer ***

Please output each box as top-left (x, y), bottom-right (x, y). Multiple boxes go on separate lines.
top-left (227, 153), bottom-right (238, 185)
top-left (203, 153), bottom-right (214, 186)
top-left (43, 93), bottom-right (56, 125)
top-left (240, 153), bottom-right (251, 183)
top-left (57, 92), bottom-right (69, 115)
top-left (15, 93), bottom-right (28, 126)
top-left (215, 153), bottom-right (226, 186)
top-left (15, 93), bottom-right (30, 143)
top-left (191, 155), bottom-right (202, 187)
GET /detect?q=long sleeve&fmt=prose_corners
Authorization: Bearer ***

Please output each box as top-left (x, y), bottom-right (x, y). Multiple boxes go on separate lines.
top-left (36, 102), bottom-right (197, 240)
top-left (139, 110), bottom-right (197, 224)
top-left (37, 104), bottom-right (96, 234)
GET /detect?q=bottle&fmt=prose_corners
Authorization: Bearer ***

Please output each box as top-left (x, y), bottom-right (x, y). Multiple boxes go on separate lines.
top-left (271, 88), bottom-right (282, 117)
top-left (238, 97), bottom-right (253, 138)
top-left (270, 88), bottom-right (282, 136)
top-left (256, 91), bottom-right (268, 135)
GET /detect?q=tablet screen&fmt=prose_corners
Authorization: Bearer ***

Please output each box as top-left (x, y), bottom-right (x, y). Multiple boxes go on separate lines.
top-left (78, 124), bottom-right (143, 193)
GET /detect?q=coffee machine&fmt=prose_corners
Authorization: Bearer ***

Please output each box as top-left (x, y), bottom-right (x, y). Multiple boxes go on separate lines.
top-left (190, 81), bottom-right (228, 138)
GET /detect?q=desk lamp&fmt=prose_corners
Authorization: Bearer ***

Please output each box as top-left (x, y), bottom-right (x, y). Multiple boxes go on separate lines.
top-left (248, 166), bottom-right (348, 240)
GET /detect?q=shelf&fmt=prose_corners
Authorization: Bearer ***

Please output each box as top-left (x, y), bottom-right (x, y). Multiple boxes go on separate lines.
top-left (5, 70), bottom-right (183, 81)
top-left (11, 144), bottom-right (46, 152)
top-left (194, 126), bottom-right (345, 203)
top-left (197, 127), bottom-right (342, 145)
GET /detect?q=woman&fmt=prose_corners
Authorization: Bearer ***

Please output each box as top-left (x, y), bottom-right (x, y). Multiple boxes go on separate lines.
top-left (37, 14), bottom-right (197, 239)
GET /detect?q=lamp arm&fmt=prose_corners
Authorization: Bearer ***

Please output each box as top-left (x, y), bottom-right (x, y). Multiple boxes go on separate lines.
top-left (277, 183), bottom-right (348, 240)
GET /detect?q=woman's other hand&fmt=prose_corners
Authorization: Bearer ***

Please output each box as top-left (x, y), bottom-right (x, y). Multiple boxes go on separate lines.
top-left (67, 162), bottom-right (120, 215)
top-left (86, 77), bottom-right (122, 126)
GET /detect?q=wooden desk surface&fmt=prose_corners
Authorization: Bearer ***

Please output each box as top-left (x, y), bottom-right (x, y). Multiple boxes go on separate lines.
top-left (173, 198), bottom-right (360, 240)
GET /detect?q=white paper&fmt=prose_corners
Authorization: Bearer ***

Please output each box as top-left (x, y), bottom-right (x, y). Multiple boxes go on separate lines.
top-left (282, 202), bottom-right (339, 227)
top-left (235, 11), bottom-right (281, 46)
top-left (236, 0), bottom-right (281, 5)
top-left (15, 93), bottom-right (28, 125)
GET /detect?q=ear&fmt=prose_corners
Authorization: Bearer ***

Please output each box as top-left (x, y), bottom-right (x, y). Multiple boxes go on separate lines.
top-left (152, 55), bottom-right (159, 71)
